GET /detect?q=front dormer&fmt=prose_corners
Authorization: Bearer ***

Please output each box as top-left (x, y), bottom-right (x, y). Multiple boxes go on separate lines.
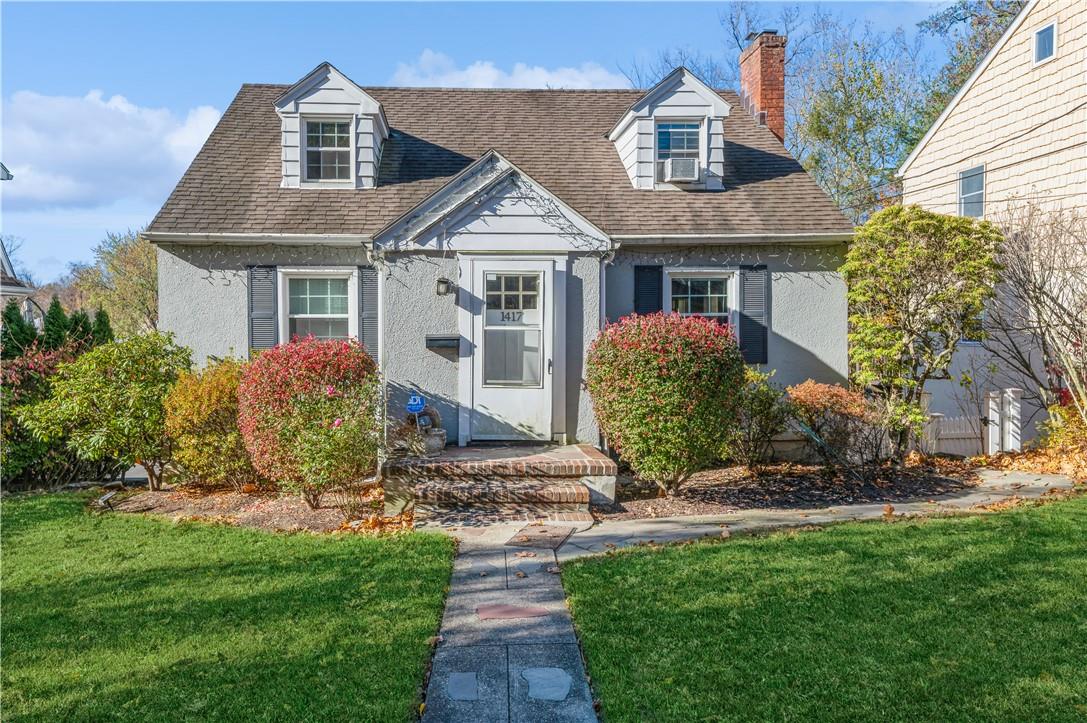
top-left (275, 62), bottom-right (389, 189)
top-left (608, 67), bottom-right (731, 191)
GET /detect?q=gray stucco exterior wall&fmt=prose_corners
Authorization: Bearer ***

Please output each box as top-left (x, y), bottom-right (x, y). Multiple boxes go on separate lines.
top-left (381, 252), bottom-right (462, 442)
top-left (605, 244), bottom-right (849, 387)
top-left (157, 243), bottom-right (373, 364)
top-left (569, 254), bottom-right (601, 443)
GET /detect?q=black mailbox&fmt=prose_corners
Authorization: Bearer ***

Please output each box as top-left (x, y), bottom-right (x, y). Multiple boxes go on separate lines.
top-left (425, 335), bottom-right (459, 350)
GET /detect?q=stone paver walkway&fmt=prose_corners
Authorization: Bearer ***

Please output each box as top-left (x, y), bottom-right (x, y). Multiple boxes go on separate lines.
top-left (422, 468), bottom-right (1076, 721)
top-left (422, 531), bottom-right (597, 723)
top-left (557, 469), bottom-right (1076, 561)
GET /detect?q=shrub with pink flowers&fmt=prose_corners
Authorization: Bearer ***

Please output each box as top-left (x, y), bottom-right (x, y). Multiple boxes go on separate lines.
top-left (238, 337), bottom-right (381, 507)
top-left (585, 312), bottom-right (745, 495)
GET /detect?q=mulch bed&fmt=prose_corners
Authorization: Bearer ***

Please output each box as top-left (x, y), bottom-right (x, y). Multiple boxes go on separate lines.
top-left (596, 462), bottom-right (981, 521)
top-left (114, 485), bottom-right (389, 533)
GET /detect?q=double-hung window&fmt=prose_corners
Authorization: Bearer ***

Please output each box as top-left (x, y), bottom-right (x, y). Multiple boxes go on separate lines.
top-left (656, 121), bottom-right (700, 181)
top-left (665, 270), bottom-right (733, 324)
top-left (1034, 22), bottom-right (1057, 65)
top-left (958, 165), bottom-right (985, 218)
top-left (304, 120), bottom-right (351, 181)
top-left (280, 269), bottom-right (358, 341)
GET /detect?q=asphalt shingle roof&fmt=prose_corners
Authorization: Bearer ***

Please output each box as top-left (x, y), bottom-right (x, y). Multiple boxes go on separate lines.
top-left (149, 85), bottom-right (852, 238)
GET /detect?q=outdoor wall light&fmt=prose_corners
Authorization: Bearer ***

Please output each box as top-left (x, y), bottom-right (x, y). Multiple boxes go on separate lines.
top-left (436, 277), bottom-right (455, 296)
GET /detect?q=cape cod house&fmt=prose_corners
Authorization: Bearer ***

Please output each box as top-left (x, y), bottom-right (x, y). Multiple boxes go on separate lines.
top-left (146, 32), bottom-right (851, 461)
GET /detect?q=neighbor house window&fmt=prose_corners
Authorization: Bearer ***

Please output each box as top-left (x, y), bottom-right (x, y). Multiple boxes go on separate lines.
top-left (304, 120), bottom-right (351, 181)
top-left (656, 121), bottom-right (700, 181)
top-left (1034, 22), bottom-right (1056, 64)
top-left (287, 276), bottom-right (351, 339)
top-left (665, 271), bottom-right (732, 322)
top-left (958, 165), bottom-right (985, 218)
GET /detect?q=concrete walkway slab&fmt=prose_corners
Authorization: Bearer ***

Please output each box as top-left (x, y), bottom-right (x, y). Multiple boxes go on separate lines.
top-left (509, 645), bottom-right (595, 722)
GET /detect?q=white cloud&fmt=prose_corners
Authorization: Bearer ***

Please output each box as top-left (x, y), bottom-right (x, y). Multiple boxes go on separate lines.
top-left (1, 90), bottom-right (220, 211)
top-left (391, 49), bottom-right (629, 89)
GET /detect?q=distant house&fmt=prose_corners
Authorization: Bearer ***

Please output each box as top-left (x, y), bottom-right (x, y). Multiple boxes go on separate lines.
top-left (0, 240), bottom-right (41, 330)
top-left (899, 0), bottom-right (1086, 443)
top-left (146, 32), bottom-right (852, 454)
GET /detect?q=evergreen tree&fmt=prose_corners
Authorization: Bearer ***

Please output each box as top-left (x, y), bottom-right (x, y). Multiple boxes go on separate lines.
top-left (0, 299), bottom-right (38, 358)
top-left (68, 309), bottom-right (94, 349)
top-left (42, 296), bottom-right (70, 350)
top-left (92, 308), bottom-right (115, 346)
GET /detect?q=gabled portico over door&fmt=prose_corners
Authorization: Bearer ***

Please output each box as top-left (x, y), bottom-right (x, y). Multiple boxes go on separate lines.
top-left (460, 256), bottom-right (556, 443)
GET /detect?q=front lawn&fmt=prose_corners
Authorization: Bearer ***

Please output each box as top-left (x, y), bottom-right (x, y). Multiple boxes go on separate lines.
top-left (565, 496), bottom-right (1087, 722)
top-left (1, 493), bottom-right (454, 721)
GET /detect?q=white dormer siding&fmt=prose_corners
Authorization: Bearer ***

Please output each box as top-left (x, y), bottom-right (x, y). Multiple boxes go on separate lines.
top-left (275, 63), bottom-right (389, 189)
top-left (609, 68), bottom-right (730, 191)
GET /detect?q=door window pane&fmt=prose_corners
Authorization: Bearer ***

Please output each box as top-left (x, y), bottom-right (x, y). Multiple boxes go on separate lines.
top-left (484, 329), bottom-right (542, 386)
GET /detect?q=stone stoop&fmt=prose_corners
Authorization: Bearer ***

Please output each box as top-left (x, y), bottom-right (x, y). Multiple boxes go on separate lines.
top-left (384, 444), bottom-right (616, 525)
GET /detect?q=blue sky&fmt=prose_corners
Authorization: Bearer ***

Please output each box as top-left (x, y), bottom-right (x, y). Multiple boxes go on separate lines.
top-left (1, 1), bottom-right (949, 282)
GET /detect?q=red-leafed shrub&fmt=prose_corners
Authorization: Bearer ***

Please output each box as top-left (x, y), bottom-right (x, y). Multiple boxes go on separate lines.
top-left (165, 358), bottom-right (262, 490)
top-left (238, 337), bottom-right (380, 507)
top-left (585, 312), bottom-right (744, 495)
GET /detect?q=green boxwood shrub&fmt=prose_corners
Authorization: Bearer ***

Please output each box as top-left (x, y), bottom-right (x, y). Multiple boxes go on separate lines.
top-left (585, 312), bottom-right (745, 495)
top-left (721, 368), bottom-right (793, 471)
top-left (16, 332), bottom-right (192, 490)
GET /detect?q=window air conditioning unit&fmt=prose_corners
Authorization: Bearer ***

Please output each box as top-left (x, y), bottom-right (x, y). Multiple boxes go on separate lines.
top-left (664, 157), bottom-right (699, 183)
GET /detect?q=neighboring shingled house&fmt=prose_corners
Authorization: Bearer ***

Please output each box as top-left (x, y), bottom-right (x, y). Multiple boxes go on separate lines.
top-left (146, 31), bottom-right (852, 451)
top-left (899, 0), bottom-right (1086, 448)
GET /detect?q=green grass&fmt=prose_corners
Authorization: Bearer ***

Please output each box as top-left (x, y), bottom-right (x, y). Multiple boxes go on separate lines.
top-left (1, 493), bottom-right (454, 721)
top-left (564, 497), bottom-right (1087, 722)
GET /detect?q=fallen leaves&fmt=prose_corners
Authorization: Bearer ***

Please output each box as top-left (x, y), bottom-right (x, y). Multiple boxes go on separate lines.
top-left (513, 551), bottom-right (537, 558)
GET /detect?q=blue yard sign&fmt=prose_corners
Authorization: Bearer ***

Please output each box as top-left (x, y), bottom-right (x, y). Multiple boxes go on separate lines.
top-left (406, 394), bottom-right (426, 414)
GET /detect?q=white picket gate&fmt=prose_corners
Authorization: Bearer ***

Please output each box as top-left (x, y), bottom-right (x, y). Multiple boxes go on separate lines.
top-left (925, 388), bottom-right (1022, 458)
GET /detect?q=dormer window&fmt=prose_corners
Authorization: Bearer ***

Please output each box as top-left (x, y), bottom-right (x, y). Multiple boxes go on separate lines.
top-left (656, 122), bottom-right (700, 182)
top-left (275, 62), bottom-right (388, 189)
top-left (304, 120), bottom-right (351, 181)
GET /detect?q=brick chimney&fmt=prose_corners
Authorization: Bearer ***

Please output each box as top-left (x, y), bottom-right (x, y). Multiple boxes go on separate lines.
top-left (739, 30), bottom-right (787, 142)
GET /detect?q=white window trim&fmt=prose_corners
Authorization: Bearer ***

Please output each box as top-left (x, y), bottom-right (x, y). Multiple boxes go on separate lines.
top-left (300, 115), bottom-right (356, 188)
top-left (1033, 21), bottom-right (1058, 67)
top-left (958, 164), bottom-right (986, 218)
top-left (653, 118), bottom-right (706, 189)
top-left (662, 267), bottom-right (739, 334)
top-left (277, 267), bottom-right (359, 342)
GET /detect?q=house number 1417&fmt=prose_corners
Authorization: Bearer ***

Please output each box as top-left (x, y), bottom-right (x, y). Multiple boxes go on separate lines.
top-left (500, 311), bottom-right (524, 323)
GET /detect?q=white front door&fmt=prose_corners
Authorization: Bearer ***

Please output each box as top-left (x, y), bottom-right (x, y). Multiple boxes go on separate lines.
top-left (467, 257), bottom-right (554, 441)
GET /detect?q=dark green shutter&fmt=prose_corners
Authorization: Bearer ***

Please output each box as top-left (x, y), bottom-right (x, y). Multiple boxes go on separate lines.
top-left (359, 265), bottom-right (379, 360)
top-left (247, 266), bottom-right (278, 353)
top-left (633, 265), bottom-right (663, 315)
top-left (738, 265), bottom-right (769, 364)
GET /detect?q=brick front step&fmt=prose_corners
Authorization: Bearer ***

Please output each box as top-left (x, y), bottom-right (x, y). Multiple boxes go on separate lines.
top-left (414, 478), bottom-right (589, 508)
top-left (414, 503), bottom-right (593, 528)
top-left (386, 443), bottom-right (616, 479)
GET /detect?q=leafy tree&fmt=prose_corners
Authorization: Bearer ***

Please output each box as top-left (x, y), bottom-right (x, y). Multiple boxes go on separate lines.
top-left (1, 300), bottom-right (38, 358)
top-left (73, 230), bottom-right (157, 338)
top-left (797, 29), bottom-right (929, 222)
top-left (41, 297), bottom-right (69, 351)
top-left (16, 332), bottom-right (192, 490)
top-left (842, 205), bottom-right (1002, 457)
top-left (67, 310), bottom-right (94, 349)
top-left (92, 308), bottom-right (114, 345)
top-left (919, 1), bottom-right (1026, 130)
